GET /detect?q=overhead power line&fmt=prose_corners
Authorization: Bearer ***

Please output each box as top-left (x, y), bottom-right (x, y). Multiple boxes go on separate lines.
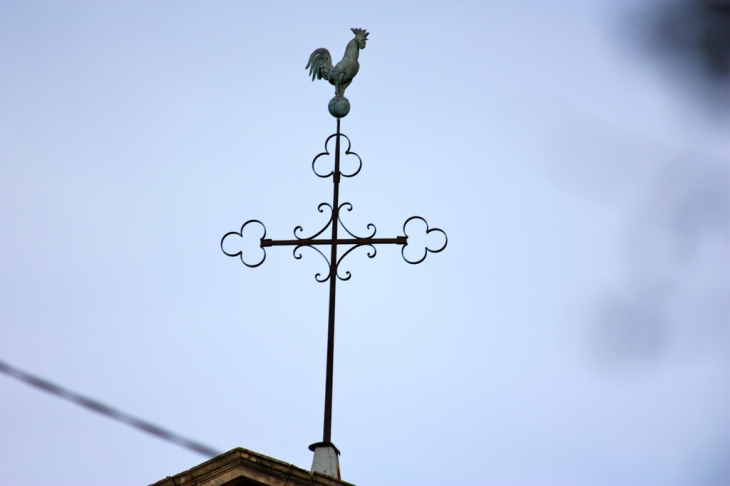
top-left (0, 359), bottom-right (221, 457)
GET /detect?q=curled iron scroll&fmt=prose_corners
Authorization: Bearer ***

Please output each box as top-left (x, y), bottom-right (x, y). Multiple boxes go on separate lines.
top-left (335, 244), bottom-right (377, 281)
top-left (338, 202), bottom-right (376, 239)
top-left (293, 244), bottom-right (332, 282)
top-left (311, 133), bottom-right (362, 179)
top-left (294, 202), bottom-right (334, 240)
top-left (338, 134), bottom-right (362, 178)
top-left (401, 216), bottom-right (448, 265)
top-left (220, 220), bottom-right (267, 268)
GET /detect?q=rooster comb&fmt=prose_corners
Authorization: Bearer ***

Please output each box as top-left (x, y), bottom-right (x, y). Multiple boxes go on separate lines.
top-left (351, 28), bottom-right (369, 38)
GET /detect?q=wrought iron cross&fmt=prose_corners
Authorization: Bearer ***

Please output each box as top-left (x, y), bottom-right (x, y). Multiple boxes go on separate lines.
top-left (221, 117), bottom-right (446, 474)
top-left (221, 28), bottom-right (446, 479)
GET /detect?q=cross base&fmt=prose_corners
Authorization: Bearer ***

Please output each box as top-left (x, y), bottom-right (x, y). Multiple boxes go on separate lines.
top-left (309, 442), bottom-right (341, 479)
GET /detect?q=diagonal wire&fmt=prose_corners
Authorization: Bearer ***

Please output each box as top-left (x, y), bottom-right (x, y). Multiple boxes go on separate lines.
top-left (0, 359), bottom-right (221, 457)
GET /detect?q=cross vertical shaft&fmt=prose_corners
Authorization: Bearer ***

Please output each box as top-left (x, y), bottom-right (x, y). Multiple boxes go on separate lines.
top-left (323, 118), bottom-right (340, 443)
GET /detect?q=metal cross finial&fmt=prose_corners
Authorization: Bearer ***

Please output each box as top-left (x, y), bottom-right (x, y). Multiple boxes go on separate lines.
top-left (221, 118), bottom-right (446, 442)
top-left (221, 34), bottom-right (446, 477)
top-left (222, 117), bottom-right (446, 450)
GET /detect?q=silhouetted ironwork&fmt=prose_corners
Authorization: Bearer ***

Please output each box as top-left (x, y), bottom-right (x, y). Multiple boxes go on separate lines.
top-left (221, 117), bottom-right (446, 446)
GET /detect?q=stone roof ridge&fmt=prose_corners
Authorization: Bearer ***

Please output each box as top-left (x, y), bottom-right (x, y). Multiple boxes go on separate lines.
top-left (150, 447), bottom-right (356, 486)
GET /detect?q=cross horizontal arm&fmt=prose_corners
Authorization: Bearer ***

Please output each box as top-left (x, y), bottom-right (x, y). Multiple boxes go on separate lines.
top-left (262, 236), bottom-right (406, 247)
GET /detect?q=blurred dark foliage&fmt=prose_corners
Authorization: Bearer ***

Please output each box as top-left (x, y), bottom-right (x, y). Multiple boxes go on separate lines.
top-left (648, 0), bottom-right (730, 82)
top-left (629, 0), bottom-right (730, 109)
top-left (591, 2), bottom-right (730, 364)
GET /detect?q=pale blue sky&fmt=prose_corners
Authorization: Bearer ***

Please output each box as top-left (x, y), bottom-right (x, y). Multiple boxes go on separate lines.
top-left (1, 2), bottom-right (728, 485)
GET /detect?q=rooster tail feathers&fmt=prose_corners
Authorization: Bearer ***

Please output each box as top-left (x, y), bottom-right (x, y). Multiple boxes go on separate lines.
top-left (306, 48), bottom-right (332, 81)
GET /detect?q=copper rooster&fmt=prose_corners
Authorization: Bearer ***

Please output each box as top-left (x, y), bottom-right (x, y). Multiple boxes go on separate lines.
top-left (306, 28), bottom-right (369, 113)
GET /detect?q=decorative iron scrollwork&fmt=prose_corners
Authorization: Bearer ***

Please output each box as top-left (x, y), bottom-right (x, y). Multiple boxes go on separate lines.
top-left (312, 133), bottom-right (362, 179)
top-left (338, 202), bottom-right (376, 239)
top-left (294, 202), bottom-right (333, 240)
top-left (335, 243), bottom-right (377, 281)
top-left (220, 220), bottom-right (267, 268)
top-left (222, 127), bottom-right (446, 280)
top-left (293, 245), bottom-right (331, 282)
top-left (401, 216), bottom-right (448, 265)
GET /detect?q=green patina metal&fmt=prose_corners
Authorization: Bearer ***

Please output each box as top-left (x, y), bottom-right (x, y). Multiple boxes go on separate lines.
top-left (306, 28), bottom-right (369, 118)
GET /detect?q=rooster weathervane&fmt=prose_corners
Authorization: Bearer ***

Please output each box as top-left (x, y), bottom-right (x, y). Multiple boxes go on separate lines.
top-left (221, 28), bottom-right (447, 480)
top-left (306, 28), bottom-right (368, 118)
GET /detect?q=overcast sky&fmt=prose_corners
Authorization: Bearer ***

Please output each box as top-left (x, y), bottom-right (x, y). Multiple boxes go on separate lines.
top-left (1, 2), bottom-right (728, 485)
